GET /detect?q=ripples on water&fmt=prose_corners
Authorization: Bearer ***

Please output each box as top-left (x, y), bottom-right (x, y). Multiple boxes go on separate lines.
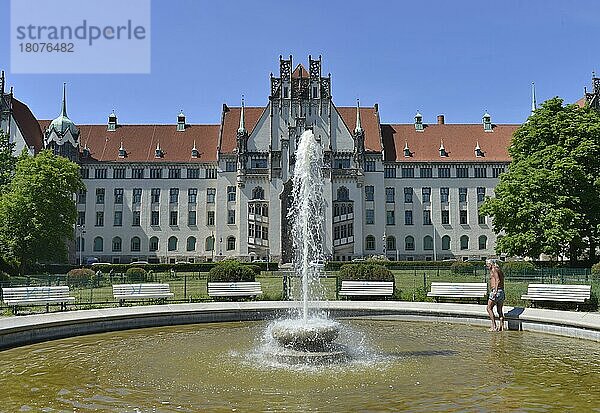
top-left (0, 320), bottom-right (599, 412)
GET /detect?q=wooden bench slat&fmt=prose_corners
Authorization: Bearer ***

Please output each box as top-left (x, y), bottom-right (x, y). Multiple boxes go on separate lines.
top-left (521, 283), bottom-right (591, 305)
top-left (2, 286), bottom-right (75, 313)
top-left (207, 282), bottom-right (263, 297)
top-left (338, 281), bottom-right (394, 298)
top-left (428, 282), bottom-right (488, 300)
top-left (113, 283), bottom-right (173, 302)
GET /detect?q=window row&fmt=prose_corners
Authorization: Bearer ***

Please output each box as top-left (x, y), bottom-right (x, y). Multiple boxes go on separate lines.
top-left (364, 235), bottom-right (488, 251)
top-left (382, 166), bottom-right (505, 179)
top-left (81, 167), bottom-right (218, 180)
top-left (82, 209), bottom-right (223, 227)
top-left (83, 235), bottom-right (237, 253)
top-left (383, 187), bottom-right (487, 203)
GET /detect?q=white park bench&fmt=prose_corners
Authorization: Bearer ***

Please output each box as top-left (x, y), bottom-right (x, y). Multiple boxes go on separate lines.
top-left (427, 282), bottom-right (488, 302)
top-left (1, 286), bottom-right (75, 314)
top-left (207, 282), bottom-right (263, 299)
top-left (338, 281), bottom-right (394, 299)
top-left (521, 284), bottom-right (591, 309)
top-left (112, 283), bottom-right (174, 306)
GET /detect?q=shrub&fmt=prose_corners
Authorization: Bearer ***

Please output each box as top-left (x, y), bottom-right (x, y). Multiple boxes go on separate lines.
top-left (338, 263), bottom-right (394, 282)
top-left (0, 271), bottom-right (10, 282)
top-left (501, 261), bottom-right (535, 275)
top-left (66, 268), bottom-right (94, 287)
top-left (450, 261), bottom-right (476, 274)
top-left (207, 261), bottom-right (256, 282)
top-left (591, 262), bottom-right (600, 276)
top-left (126, 267), bottom-right (148, 282)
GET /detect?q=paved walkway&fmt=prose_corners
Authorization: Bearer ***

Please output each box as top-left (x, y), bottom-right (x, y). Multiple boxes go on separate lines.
top-left (1, 301), bottom-right (599, 349)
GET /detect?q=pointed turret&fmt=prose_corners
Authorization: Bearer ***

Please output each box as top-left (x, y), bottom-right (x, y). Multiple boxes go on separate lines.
top-left (61, 82), bottom-right (68, 117)
top-left (238, 95), bottom-right (246, 134)
top-left (45, 83), bottom-right (79, 161)
top-left (0, 70), bottom-right (4, 95)
top-left (355, 99), bottom-right (363, 134)
top-left (531, 82), bottom-right (537, 115)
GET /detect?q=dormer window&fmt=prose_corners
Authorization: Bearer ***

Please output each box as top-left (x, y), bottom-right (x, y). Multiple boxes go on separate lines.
top-left (82, 146), bottom-right (90, 158)
top-left (155, 142), bottom-right (164, 158)
top-left (177, 111), bottom-right (186, 132)
top-left (475, 142), bottom-right (484, 157)
top-left (414, 111), bottom-right (424, 131)
top-left (439, 140), bottom-right (448, 157)
top-left (108, 110), bottom-right (117, 131)
top-left (403, 141), bottom-right (411, 157)
top-left (118, 141), bottom-right (127, 158)
top-left (191, 141), bottom-right (199, 158)
top-left (482, 112), bottom-right (492, 132)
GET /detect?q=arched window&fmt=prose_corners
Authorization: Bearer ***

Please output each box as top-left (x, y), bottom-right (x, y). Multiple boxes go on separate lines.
top-left (386, 236), bottom-right (396, 251)
top-left (168, 236), bottom-right (178, 251)
top-left (112, 236), bottom-right (122, 252)
top-left (423, 235), bottom-right (433, 251)
top-left (187, 236), bottom-right (196, 251)
top-left (149, 236), bottom-right (159, 252)
top-left (441, 235), bottom-right (451, 251)
top-left (405, 236), bottom-right (415, 251)
top-left (252, 186), bottom-right (264, 200)
top-left (478, 235), bottom-right (487, 250)
top-left (205, 236), bottom-right (215, 251)
top-left (226, 236), bottom-right (236, 251)
top-left (76, 236), bottom-right (85, 252)
top-left (131, 236), bottom-right (141, 252)
top-left (93, 237), bottom-right (103, 252)
top-left (365, 235), bottom-right (376, 251)
top-left (460, 235), bottom-right (469, 250)
top-left (337, 186), bottom-right (349, 201)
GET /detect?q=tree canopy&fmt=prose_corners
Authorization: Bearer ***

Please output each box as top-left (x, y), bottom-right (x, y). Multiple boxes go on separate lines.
top-left (0, 130), bottom-right (16, 193)
top-left (480, 97), bottom-right (600, 263)
top-left (0, 150), bottom-right (83, 273)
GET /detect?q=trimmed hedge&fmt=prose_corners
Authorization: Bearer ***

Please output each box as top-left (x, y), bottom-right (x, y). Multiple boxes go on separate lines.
top-left (591, 262), bottom-right (600, 276)
top-left (207, 260), bottom-right (256, 282)
top-left (326, 260), bottom-right (456, 271)
top-left (66, 268), bottom-right (94, 287)
top-left (87, 261), bottom-right (278, 275)
top-left (450, 261), bottom-right (477, 274)
top-left (126, 267), bottom-right (148, 282)
top-left (338, 263), bottom-right (394, 282)
top-left (500, 261), bottom-right (536, 274)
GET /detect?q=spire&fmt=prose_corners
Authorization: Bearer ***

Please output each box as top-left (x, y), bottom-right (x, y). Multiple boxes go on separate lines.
top-left (530, 82), bottom-right (537, 115)
top-left (355, 98), bottom-right (363, 134)
top-left (0, 70), bottom-right (4, 95)
top-left (238, 95), bottom-right (246, 134)
top-left (61, 82), bottom-right (68, 117)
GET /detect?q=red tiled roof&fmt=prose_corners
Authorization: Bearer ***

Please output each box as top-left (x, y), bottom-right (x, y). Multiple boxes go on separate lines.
top-left (575, 96), bottom-right (586, 108)
top-left (292, 64), bottom-right (309, 78)
top-left (12, 98), bottom-right (43, 153)
top-left (38, 121), bottom-right (220, 162)
top-left (381, 124), bottom-right (518, 162)
top-left (219, 106), bottom-right (265, 153)
top-left (336, 106), bottom-right (382, 152)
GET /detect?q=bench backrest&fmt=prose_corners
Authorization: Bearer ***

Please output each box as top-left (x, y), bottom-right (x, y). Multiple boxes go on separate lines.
top-left (112, 283), bottom-right (172, 295)
top-left (430, 282), bottom-right (488, 294)
top-left (207, 282), bottom-right (262, 294)
top-left (2, 286), bottom-right (71, 301)
top-left (340, 281), bottom-right (394, 289)
top-left (526, 283), bottom-right (591, 298)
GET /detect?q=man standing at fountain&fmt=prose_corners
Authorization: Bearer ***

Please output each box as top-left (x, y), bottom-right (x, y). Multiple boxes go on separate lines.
top-left (486, 259), bottom-right (505, 331)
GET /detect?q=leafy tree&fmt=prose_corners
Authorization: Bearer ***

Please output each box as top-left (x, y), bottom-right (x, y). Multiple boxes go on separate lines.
top-left (480, 98), bottom-right (600, 263)
top-left (0, 129), bottom-right (16, 192)
top-left (0, 150), bottom-right (84, 273)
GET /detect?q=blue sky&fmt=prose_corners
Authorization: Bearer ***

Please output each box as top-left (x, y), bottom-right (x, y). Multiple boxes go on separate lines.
top-left (0, 0), bottom-right (598, 125)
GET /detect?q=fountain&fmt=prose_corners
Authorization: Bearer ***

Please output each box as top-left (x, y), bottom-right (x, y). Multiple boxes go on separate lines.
top-left (266, 129), bottom-right (346, 364)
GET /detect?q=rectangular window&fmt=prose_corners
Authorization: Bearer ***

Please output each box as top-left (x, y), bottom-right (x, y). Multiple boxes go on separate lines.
top-left (251, 158), bottom-right (268, 169)
top-left (151, 211), bottom-right (159, 226)
top-left (94, 168), bottom-right (107, 179)
top-left (386, 210), bottom-right (395, 225)
top-left (80, 168), bottom-right (89, 179)
top-left (226, 161), bottom-right (236, 172)
top-left (96, 188), bottom-right (105, 204)
top-left (438, 167), bottom-right (450, 178)
top-left (114, 188), bottom-right (124, 204)
top-left (423, 209), bottom-right (432, 225)
top-left (478, 213), bottom-right (486, 225)
top-left (384, 166), bottom-right (396, 178)
top-left (132, 168), bottom-right (145, 179)
top-left (459, 188), bottom-right (467, 203)
top-left (334, 158), bottom-right (351, 169)
top-left (227, 209), bottom-right (236, 224)
top-left (113, 168), bottom-right (125, 179)
top-left (249, 223), bottom-right (255, 238)
top-left (114, 211), bottom-right (123, 226)
top-left (207, 210), bottom-right (215, 226)
top-left (404, 187), bottom-right (413, 203)
top-left (95, 211), bottom-right (104, 227)
top-left (227, 186), bottom-right (236, 202)
top-left (441, 209), bottom-right (450, 225)
top-left (151, 188), bottom-right (161, 203)
top-left (188, 210), bottom-right (197, 226)
top-left (333, 225), bottom-right (340, 240)
top-left (492, 167), bottom-right (505, 178)
top-left (132, 188), bottom-right (142, 204)
top-left (365, 186), bottom-right (374, 201)
top-left (187, 168), bottom-right (200, 179)
top-left (150, 168), bottom-right (162, 179)
top-left (422, 187), bottom-right (431, 203)
top-left (419, 167), bottom-right (432, 178)
top-left (364, 160), bottom-right (376, 172)
top-left (405, 210), bottom-right (413, 225)
top-left (207, 188), bottom-right (216, 203)
top-left (440, 187), bottom-right (449, 203)
top-left (77, 211), bottom-right (85, 226)
top-left (366, 209), bottom-right (375, 224)
top-left (456, 167), bottom-right (469, 178)
top-left (205, 168), bottom-right (217, 179)
top-left (188, 188), bottom-right (198, 203)
top-left (169, 188), bottom-right (179, 204)
top-left (77, 190), bottom-right (86, 204)
top-left (385, 187), bottom-right (395, 203)
top-left (169, 211), bottom-right (178, 226)
top-left (460, 210), bottom-right (468, 225)
top-left (262, 226), bottom-right (269, 240)
top-left (132, 211), bottom-right (141, 226)
top-left (477, 187), bottom-right (486, 202)
top-left (168, 168), bottom-right (181, 179)
top-left (401, 167), bottom-right (414, 178)
top-left (474, 167), bottom-right (487, 178)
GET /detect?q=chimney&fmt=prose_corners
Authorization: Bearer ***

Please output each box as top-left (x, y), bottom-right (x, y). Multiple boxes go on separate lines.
top-left (437, 114), bottom-right (445, 125)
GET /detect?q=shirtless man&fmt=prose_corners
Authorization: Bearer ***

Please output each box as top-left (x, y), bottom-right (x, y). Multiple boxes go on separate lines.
top-left (486, 259), bottom-right (505, 331)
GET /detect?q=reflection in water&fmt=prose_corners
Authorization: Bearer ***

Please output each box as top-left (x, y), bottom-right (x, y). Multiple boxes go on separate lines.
top-left (0, 319), bottom-right (598, 412)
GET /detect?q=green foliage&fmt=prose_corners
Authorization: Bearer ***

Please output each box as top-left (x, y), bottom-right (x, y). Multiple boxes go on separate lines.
top-left (480, 98), bottom-right (600, 262)
top-left (0, 150), bottom-right (84, 273)
top-left (207, 260), bottom-right (256, 282)
top-left (338, 263), bottom-right (394, 282)
top-left (0, 130), bottom-right (16, 193)
top-left (325, 260), bottom-right (453, 271)
top-left (591, 262), bottom-right (600, 275)
top-left (126, 267), bottom-right (148, 282)
top-left (500, 261), bottom-right (536, 275)
top-left (0, 270), bottom-right (10, 282)
top-left (66, 268), bottom-right (94, 287)
top-left (451, 261), bottom-right (476, 274)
